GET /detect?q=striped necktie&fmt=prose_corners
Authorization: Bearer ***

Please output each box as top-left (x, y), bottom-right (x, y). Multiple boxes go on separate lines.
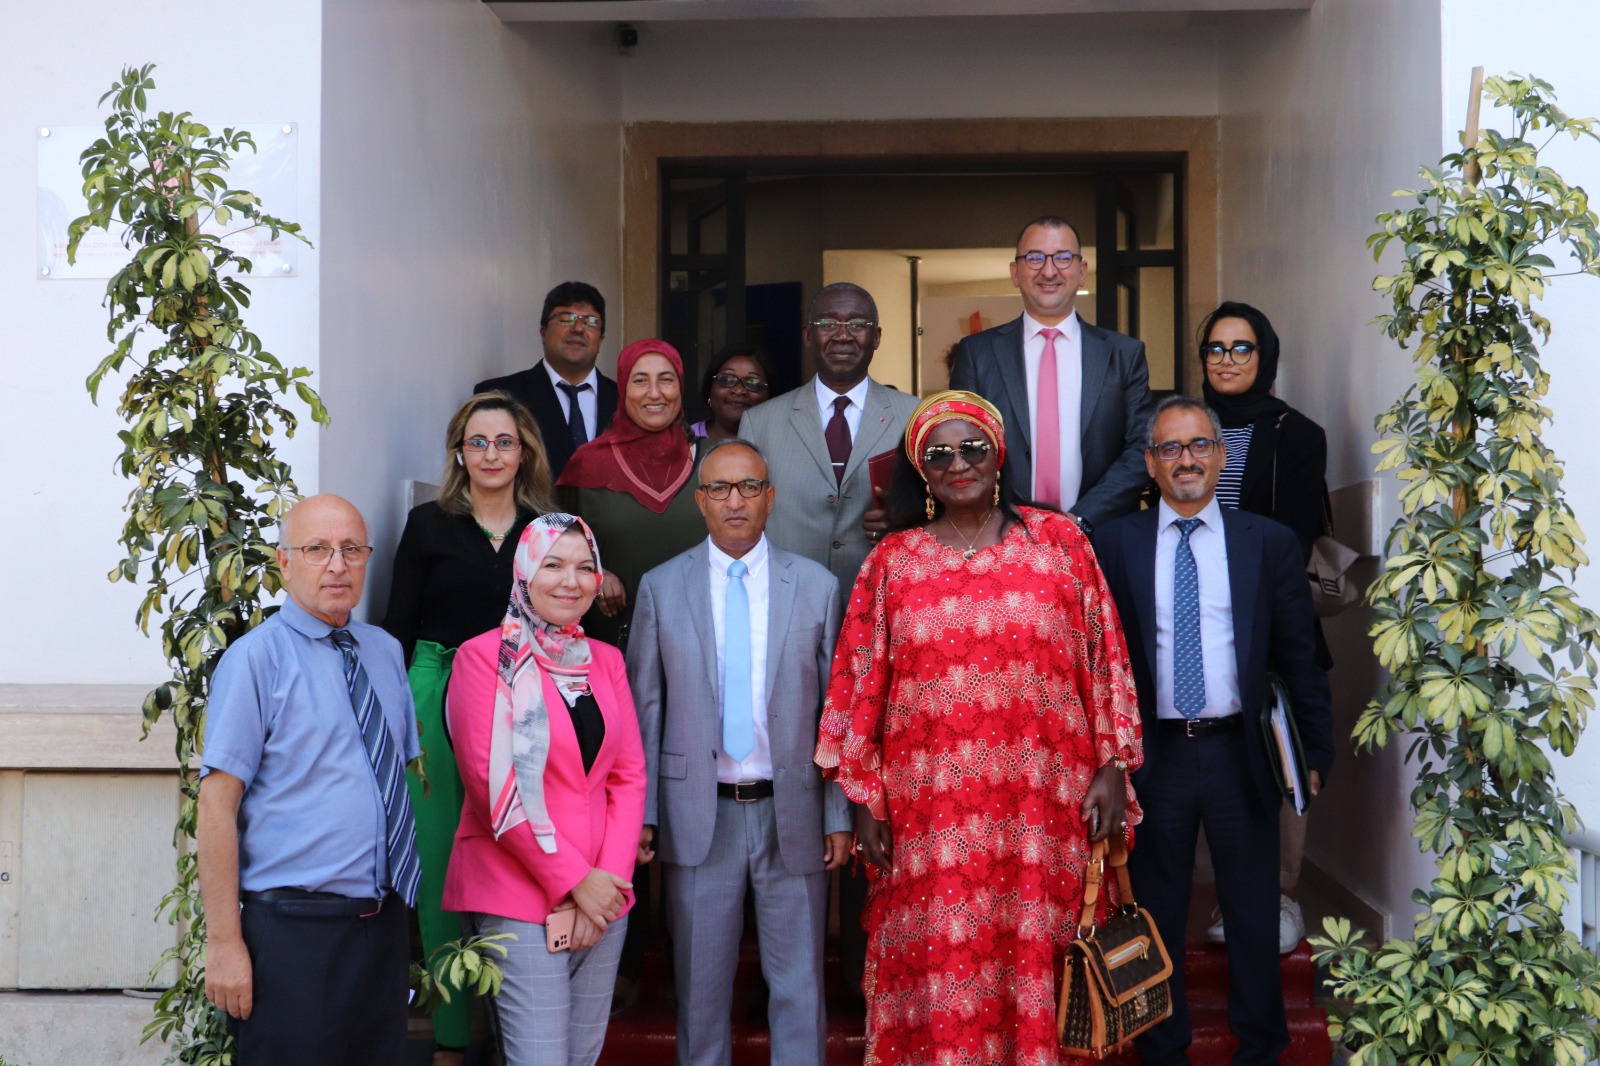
top-left (1172, 519), bottom-right (1206, 721)
top-left (330, 629), bottom-right (421, 906)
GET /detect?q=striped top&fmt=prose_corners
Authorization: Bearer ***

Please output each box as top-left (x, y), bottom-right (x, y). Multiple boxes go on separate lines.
top-left (1215, 423), bottom-right (1255, 510)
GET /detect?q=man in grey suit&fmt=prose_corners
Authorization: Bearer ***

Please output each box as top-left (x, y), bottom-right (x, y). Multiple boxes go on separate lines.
top-left (737, 281), bottom-right (919, 997)
top-left (629, 438), bottom-right (852, 1066)
top-left (739, 282), bottom-right (922, 598)
top-left (949, 215), bottom-right (1156, 532)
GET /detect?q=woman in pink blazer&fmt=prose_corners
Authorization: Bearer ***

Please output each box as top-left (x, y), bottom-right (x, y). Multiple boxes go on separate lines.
top-left (444, 513), bottom-right (646, 1066)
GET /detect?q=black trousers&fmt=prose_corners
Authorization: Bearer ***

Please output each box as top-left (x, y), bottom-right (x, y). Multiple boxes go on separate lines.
top-left (231, 892), bottom-right (410, 1066)
top-left (1129, 728), bottom-right (1287, 1066)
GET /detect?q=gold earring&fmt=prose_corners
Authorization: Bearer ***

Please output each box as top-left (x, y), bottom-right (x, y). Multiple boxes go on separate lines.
top-left (924, 484), bottom-right (937, 521)
top-left (993, 481), bottom-right (1000, 506)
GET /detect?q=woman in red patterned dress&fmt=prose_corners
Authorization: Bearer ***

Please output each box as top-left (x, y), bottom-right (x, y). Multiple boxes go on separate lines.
top-left (815, 390), bottom-right (1143, 1065)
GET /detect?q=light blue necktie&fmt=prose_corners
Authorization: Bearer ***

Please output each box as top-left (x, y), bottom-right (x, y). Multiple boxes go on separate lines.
top-left (722, 560), bottom-right (754, 761)
top-left (330, 629), bottom-right (421, 906)
top-left (1172, 519), bottom-right (1206, 721)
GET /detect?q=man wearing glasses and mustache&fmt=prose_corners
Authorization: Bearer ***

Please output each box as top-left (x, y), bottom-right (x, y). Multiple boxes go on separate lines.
top-left (950, 214), bottom-right (1156, 533)
top-left (476, 280), bottom-right (619, 478)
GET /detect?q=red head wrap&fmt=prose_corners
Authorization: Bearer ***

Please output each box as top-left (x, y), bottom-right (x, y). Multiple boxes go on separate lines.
top-left (904, 390), bottom-right (1007, 477)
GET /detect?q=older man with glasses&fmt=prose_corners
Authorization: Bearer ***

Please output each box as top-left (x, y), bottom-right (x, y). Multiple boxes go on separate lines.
top-left (476, 280), bottom-right (619, 478)
top-left (949, 214), bottom-right (1156, 534)
top-left (198, 494), bottom-right (421, 1065)
top-left (738, 280), bottom-right (920, 1000)
top-left (628, 438), bottom-right (851, 1066)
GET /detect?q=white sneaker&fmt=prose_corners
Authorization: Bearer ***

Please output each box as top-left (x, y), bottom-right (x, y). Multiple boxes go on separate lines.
top-left (1204, 905), bottom-right (1226, 945)
top-left (1278, 894), bottom-right (1305, 954)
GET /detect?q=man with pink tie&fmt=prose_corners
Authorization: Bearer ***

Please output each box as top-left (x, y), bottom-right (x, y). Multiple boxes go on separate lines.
top-left (949, 215), bottom-right (1155, 533)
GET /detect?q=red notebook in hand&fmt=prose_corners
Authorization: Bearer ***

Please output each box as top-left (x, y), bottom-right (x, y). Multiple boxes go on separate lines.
top-left (867, 448), bottom-right (899, 504)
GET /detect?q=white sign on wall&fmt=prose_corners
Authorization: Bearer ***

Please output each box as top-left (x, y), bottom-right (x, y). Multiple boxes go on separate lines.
top-left (36, 122), bottom-right (301, 280)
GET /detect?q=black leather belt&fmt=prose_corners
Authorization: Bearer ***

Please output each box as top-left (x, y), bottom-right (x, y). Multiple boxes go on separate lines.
top-left (241, 888), bottom-right (388, 918)
top-left (717, 780), bottom-right (774, 802)
top-left (1157, 715), bottom-right (1243, 738)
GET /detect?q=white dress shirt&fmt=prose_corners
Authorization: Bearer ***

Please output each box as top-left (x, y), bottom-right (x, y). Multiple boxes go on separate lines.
top-left (709, 535), bottom-right (772, 783)
top-left (541, 361), bottom-right (600, 436)
top-left (1022, 311), bottom-right (1085, 510)
top-left (1153, 498), bottom-right (1241, 720)
top-left (813, 375), bottom-right (870, 443)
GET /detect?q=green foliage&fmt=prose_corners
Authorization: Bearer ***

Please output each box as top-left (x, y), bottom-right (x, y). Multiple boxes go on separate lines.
top-left (71, 64), bottom-right (320, 1066)
top-left (1310, 74), bottom-right (1600, 1064)
top-left (410, 931), bottom-right (517, 1015)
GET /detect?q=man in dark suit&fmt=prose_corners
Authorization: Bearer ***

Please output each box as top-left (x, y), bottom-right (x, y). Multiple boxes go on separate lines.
top-left (475, 281), bottom-right (619, 478)
top-left (949, 215), bottom-right (1155, 532)
top-left (1091, 395), bottom-right (1333, 1065)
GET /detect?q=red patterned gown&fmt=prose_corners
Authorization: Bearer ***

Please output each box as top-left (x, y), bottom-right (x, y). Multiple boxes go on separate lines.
top-left (816, 507), bottom-right (1143, 1066)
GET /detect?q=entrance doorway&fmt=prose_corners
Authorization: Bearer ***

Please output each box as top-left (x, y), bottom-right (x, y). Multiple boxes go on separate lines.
top-left (661, 167), bottom-right (1184, 421)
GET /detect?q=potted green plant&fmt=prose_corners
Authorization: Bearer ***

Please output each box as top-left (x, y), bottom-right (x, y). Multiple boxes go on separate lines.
top-left (1312, 72), bottom-right (1600, 1065)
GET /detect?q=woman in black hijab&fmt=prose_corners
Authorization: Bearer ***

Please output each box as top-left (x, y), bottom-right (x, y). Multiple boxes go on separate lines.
top-left (1196, 300), bottom-right (1331, 959)
top-left (1198, 301), bottom-right (1328, 560)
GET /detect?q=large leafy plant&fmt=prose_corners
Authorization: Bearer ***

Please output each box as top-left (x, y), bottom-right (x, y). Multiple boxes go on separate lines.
top-left (69, 64), bottom-right (322, 1064)
top-left (1312, 74), bottom-right (1600, 1065)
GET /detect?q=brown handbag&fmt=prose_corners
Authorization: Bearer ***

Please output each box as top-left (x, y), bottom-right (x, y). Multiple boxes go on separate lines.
top-left (1057, 836), bottom-right (1175, 1058)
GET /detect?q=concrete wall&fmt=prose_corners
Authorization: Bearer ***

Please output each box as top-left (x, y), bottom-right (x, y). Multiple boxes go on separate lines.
top-left (1439, 0), bottom-right (1600, 850)
top-left (1216, 0), bottom-right (1446, 931)
top-left (317, 5), bottom-right (624, 622)
top-left (617, 13), bottom-right (1223, 122)
top-left (0, 0), bottom-right (324, 684)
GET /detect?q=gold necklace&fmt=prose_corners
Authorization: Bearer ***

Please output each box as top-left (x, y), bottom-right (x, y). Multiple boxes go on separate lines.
top-left (944, 508), bottom-right (995, 560)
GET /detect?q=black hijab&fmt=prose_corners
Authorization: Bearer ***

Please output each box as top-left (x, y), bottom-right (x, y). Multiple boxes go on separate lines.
top-left (1198, 301), bottom-right (1290, 426)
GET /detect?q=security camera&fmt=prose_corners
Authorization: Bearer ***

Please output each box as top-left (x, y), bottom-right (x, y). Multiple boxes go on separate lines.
top-left (617, 23), bottom-right (639, 51)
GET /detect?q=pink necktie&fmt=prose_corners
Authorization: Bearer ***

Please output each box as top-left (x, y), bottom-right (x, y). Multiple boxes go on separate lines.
top-left (1035, 327), bottom-right (1062, 508)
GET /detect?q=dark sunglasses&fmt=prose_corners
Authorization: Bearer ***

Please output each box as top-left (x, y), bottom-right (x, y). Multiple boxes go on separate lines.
top-left (921, 439), bottom-right (993, 470)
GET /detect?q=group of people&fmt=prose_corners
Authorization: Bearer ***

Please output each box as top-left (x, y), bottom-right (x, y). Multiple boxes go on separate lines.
top-left (195, 215), bottom-right (1335, 1066)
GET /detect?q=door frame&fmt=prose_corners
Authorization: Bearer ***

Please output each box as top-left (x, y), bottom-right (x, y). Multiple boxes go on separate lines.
top-left (623, 117), bottom-right (1219, 394)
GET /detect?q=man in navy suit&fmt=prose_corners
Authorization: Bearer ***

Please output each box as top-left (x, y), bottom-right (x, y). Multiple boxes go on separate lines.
top-left (1091, 395), bottom-right (1333, 1065)
top-left (475, 281), bottom-right (619, 478)
top-left (949, 216), bottom-right (1154, 533)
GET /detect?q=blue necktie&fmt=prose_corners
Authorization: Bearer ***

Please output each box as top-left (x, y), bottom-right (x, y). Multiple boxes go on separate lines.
top-left (331, 629), bottom-right (421, 906)
top-left (557, 382), bottom-right (591, 448)
top-left (722, 560), bottom-right (754, 762)
top-left (1172, 519), bottom-right (1206, 721)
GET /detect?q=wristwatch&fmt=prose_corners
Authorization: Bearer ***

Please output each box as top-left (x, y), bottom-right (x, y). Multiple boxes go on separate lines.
top-left (1069, 512), bottom-right (1094, 537)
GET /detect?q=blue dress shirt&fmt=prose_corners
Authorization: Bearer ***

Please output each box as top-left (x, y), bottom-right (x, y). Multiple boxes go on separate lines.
top-left (202, 596), bottom-right (420, 898)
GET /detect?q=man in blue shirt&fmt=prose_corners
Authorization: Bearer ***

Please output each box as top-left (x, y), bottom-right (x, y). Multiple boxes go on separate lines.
top-left (198, 494), bottom-right (421, 1064)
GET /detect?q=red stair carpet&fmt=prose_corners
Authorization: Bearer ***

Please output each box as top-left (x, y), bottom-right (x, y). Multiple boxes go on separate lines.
top-left (596, 935), bottom-right (1331, 1065)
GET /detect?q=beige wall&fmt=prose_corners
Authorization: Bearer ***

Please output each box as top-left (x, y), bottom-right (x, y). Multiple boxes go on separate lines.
top-left (1218, 0), bottom-right (1445, 931)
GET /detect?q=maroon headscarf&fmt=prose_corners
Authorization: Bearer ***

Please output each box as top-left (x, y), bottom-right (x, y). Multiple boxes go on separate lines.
top-left (556, 338), bottom-right (695, 514)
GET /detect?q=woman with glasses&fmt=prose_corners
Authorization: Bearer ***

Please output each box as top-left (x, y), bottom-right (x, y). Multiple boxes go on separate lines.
top-left (442, 514), bottom-right (646, 1065)
top-left (689, 344), bottom-right (774, 442)
top-left (1197, 300), bottom-right (1331, 956)
top-left (382, 390), bottom-right (556, 1066)
top-left (815, 390), bottom-right (1142, 1066)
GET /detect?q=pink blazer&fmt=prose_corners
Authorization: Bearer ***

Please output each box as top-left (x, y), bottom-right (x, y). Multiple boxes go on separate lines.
top-left (442, 631), bottom-right (646, 924)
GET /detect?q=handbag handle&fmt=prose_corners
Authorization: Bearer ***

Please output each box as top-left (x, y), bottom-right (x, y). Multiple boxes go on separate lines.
top-left (1077, 835), bottom-right (1138, 936)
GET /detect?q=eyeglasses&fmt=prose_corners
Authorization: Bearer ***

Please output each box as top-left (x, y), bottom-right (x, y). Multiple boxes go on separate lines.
top-left (808, 318), bottom-right (877, 336)
top-left (1200, 342), bottom-right (1258, 365)
top-left (1148, 438), bottom-right (1220, 461)
top-left (699, 478), bottom-right (770, 499)
top-left (711, 372), bottom-right (769, 393)
top-left (288, 544), bottom-right (375, 567)
top-left (1015, 250), bottom-right (1082, 270)
top-left (921, 439), bottom-right (994, 470)
top-left (463, 435), bottom-right (521, 452)
top-left (548, 311), bottom-right (603, 329)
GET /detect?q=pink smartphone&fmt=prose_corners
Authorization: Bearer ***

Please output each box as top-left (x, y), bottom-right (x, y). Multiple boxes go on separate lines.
top-left (545, 903), bottom-right (577, 952)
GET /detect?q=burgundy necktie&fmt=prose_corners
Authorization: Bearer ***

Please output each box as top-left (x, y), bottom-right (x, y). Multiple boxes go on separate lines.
top-left (825, 396), bottom-right (852, 487)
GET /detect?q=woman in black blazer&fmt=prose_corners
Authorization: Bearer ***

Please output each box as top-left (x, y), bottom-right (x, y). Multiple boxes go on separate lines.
top-left (1197, 300), bottom-right (1330, 957)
